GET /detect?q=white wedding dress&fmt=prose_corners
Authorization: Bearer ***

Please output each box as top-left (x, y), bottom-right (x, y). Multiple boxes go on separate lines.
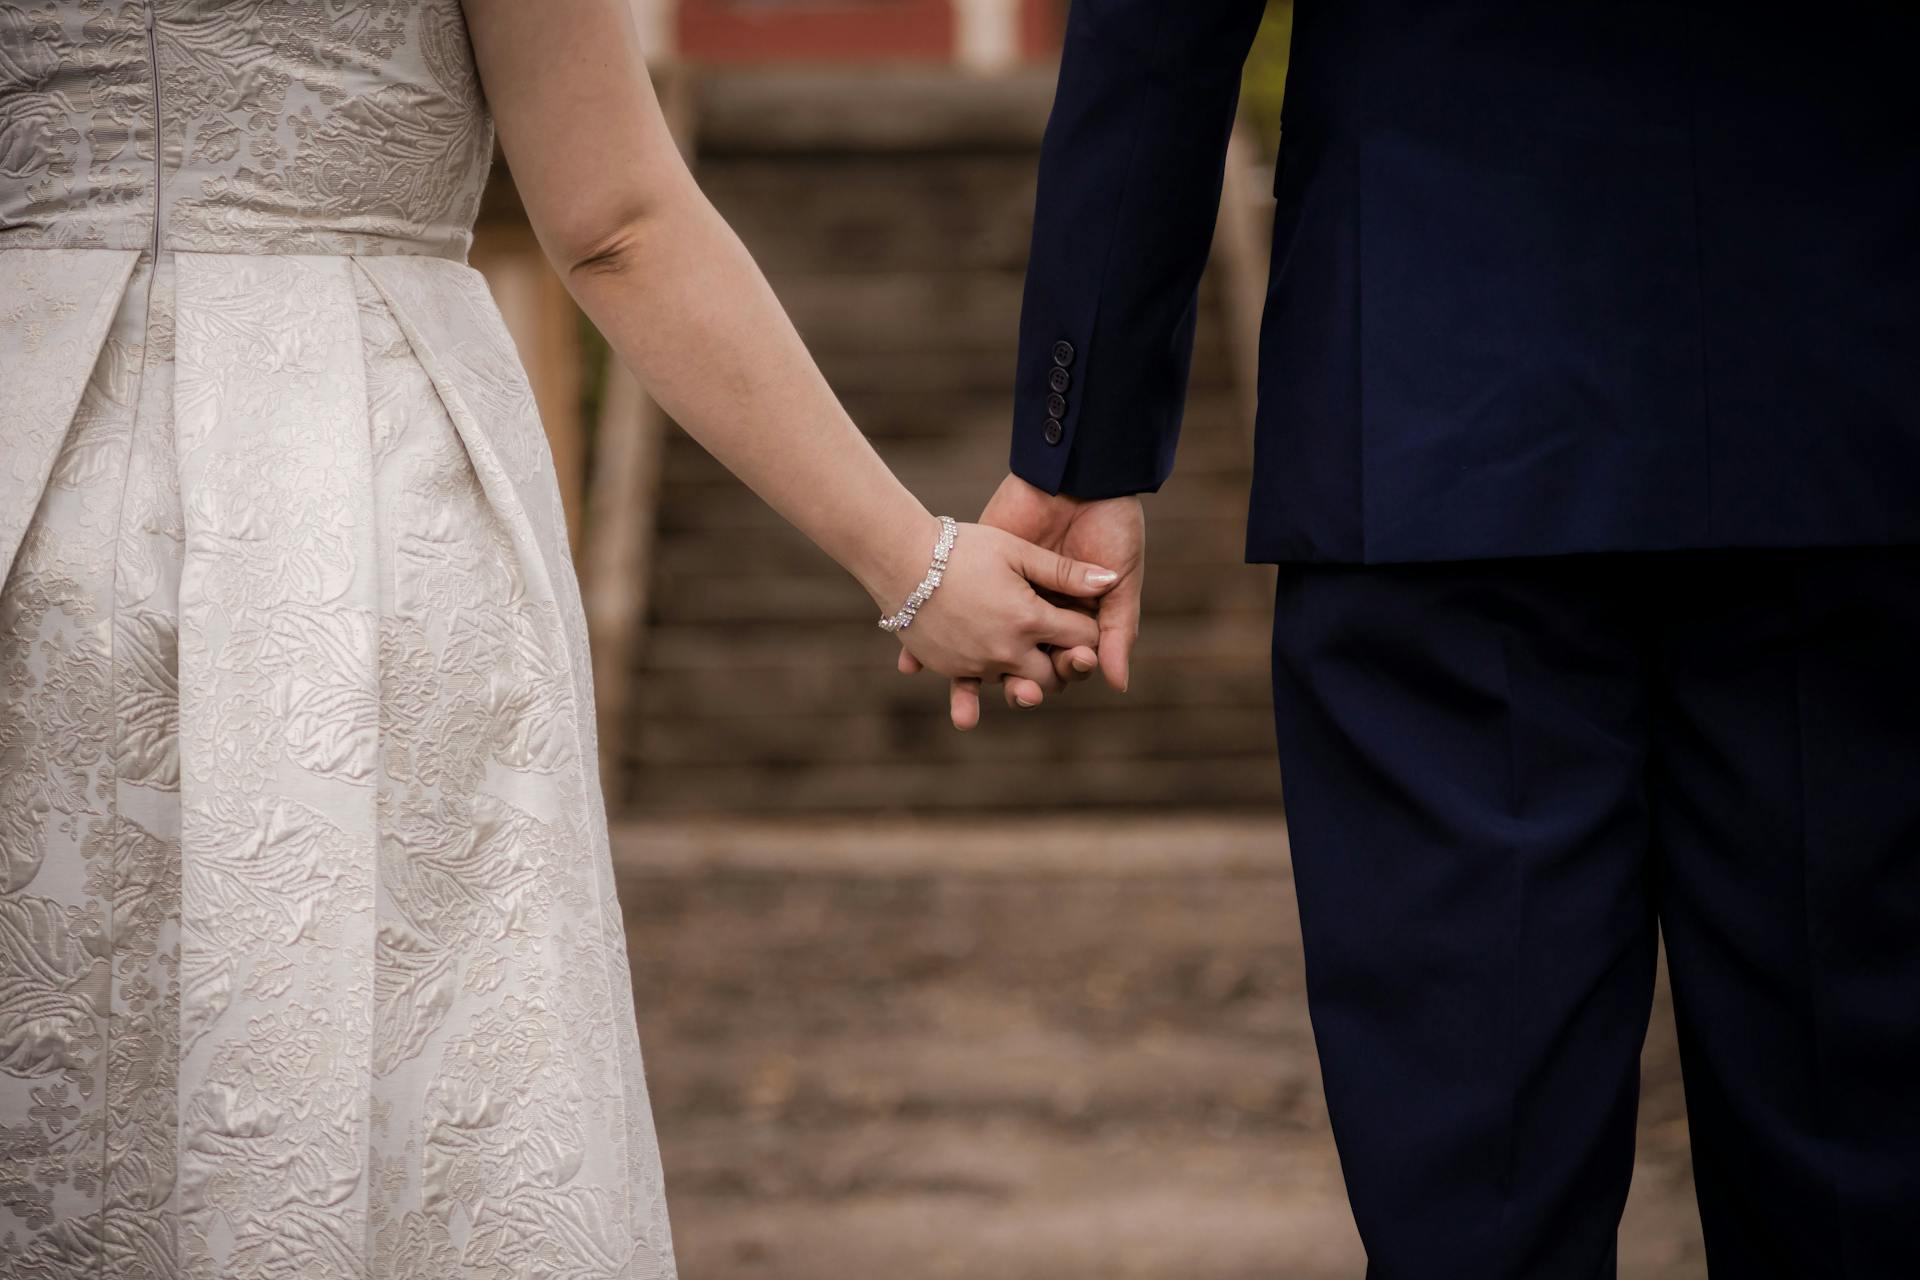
top-left (0, 2), bottom-right (676, 1275)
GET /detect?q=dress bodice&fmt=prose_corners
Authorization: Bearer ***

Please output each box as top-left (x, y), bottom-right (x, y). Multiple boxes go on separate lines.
top-left (0, 0), bottom-right (495, 260)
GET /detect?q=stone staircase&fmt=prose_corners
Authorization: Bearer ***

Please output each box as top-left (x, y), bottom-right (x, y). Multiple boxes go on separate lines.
top-left (613, 817), bottom-right (1706, 1280)
top-left (614, 71), bottom-right (1279, 815)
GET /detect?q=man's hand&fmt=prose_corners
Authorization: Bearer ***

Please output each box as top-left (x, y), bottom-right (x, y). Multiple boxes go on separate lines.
top-left (899, 473), bottom-right (1146, 730)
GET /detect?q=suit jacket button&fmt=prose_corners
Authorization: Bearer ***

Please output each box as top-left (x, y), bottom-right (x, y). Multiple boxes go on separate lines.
top-left (1046, 392), bottom-right (1068, 419)
top-left (1043, 418), bottom-right (1064, 446)
top-left (1048, 366), bottom-right (1071, 393)
top-left (1051, 340), bottom-right (1075, 368)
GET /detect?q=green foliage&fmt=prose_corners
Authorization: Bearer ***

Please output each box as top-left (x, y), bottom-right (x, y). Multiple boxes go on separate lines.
top-left (1241, 0), bottom-right (1295, 159)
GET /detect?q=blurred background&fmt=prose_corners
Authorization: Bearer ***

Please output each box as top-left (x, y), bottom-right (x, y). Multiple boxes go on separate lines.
top-left (471, 2), bottom-right (1705, 1275)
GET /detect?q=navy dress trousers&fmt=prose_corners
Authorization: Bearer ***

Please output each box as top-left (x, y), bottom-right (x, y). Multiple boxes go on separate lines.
top-left (1010, 2), bottom-right (1920, 1276)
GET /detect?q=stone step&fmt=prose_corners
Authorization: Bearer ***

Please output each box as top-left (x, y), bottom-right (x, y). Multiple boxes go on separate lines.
top-left (656, 388), bottom-right (1251, 456)
top-left (644, 511), bottom-right (1264, 573)
top-left (769, 269), bottom-right (1026, 353)
top-left (650, 511), bottom-right (1260, 573)
top-left (627, 756), bottom-right (1281, 814)
top-left (626, 666), bottom-right (1273, 742)
top-left (628, 671), bottom-right (1273, 736)
top-left (757, 271), bottom-right (1240, 392)
top-left (621, 759), bottom-right (1281, 816)
top-left (659, 1116), bottom-right (1362, 1280)
top-left (650, 1027), bottom-right (1313, 1127)
top-left (652, 474), bottom-right (1254, 538)
top-left (766, 336), bottom-right (1236, 398)
top-left (699, 152), bottom-right (1041, 275)
top-left (630, 703), bottom-right (1280, 770)
top-left (696, 67), bottom-right (1058, 156)
top-left (641, 612), bottom-right (1270, 672)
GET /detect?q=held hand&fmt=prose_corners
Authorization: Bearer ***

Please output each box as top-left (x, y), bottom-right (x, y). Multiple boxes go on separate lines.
top-left (879, 516), bottom-right (1122, 712)
top-left (901, 474), bottom-right (1147, 730)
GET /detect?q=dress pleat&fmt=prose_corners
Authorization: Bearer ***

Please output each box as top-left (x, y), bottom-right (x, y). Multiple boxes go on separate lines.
top-left (171, 251), bottom-right (382, 1272)
top-left (0, 250), bottom-right (140, 583)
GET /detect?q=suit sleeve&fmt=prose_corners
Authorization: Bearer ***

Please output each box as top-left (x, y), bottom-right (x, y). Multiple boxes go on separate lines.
top-left (1010, 0), bottom-right (1269, 499)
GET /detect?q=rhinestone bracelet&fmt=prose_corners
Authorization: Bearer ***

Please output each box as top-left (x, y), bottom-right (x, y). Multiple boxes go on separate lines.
top-left (878, 516), bottom-right (959, 633)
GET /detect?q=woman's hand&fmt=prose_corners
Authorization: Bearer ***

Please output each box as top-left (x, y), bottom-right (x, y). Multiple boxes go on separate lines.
top-left (868, 517), bottom-right (1118, 729)
top-left (893, 477), bottom-right (1144, 728)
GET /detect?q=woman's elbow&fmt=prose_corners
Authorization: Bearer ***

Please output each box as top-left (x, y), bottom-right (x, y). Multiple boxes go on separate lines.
top-left (561, 215), bottom-right (654, 281)
top-left (549, 166), bottom-right (705, 282)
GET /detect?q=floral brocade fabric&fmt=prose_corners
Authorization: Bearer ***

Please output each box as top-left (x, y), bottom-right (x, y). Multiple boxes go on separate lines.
top-left (0, 4), bottom-right (677, 1277)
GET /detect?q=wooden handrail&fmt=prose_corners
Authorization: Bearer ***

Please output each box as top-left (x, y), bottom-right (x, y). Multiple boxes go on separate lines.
top-left (1213, 120), bottom-right (1275, 445)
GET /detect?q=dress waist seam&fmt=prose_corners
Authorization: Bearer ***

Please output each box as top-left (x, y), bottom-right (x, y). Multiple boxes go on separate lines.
top-left (0, 243), bottom-right (473, 265)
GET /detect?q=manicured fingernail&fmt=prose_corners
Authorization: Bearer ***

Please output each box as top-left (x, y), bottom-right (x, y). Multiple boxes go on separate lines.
top-left (1015, 696), bottom-right (1037, 708)
top-left (1085, 569), bottom-right (1119, 586)
top-left (1071, 657), bottom-right (1095, 673)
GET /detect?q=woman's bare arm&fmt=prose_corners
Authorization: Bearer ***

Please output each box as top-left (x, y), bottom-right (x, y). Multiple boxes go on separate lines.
top-left (462, 0), bottom-right (930, 602)
top-left (459, 0), bottom-right (1113, 712)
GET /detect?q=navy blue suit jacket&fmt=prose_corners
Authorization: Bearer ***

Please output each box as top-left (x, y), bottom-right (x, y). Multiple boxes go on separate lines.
top-left (1010, 1), bottom-right (1920, 563)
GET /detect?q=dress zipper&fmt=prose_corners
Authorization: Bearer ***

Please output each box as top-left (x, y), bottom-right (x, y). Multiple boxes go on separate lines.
top-left (144, 2), bottom-right (162, 256)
